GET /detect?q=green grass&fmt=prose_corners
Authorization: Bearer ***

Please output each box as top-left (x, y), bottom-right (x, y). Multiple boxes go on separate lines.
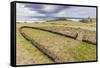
top-left (16, 24), bottom-right (53, 65)
top-left (74, 42), bottom-right (96, 61)
top-left (22, 28), bottom-right (96, 62)
top-left (16, 19), bottom-right (96, 64)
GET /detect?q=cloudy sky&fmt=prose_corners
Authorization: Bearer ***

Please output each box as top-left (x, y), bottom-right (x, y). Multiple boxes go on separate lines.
top-left (16, 3), bottom-right (96, 22)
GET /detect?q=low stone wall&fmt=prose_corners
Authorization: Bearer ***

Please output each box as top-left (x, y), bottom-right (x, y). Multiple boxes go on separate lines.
top-left (19, 26), bottom-right (65, 63)
top-left (58, 31), bottom-right (78, 39)
top-left (19, 26), bottom-right (96, 62)
top-left (82, 35), bottom-right (96, 45)
top-left (20, 26), bottom-right (96, 45)
top-left (39, 26), bottom-right (96, 45)
top-left (20, 26), bottom-right (78, 39)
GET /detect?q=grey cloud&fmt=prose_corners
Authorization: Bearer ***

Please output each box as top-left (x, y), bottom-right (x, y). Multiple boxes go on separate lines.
top-left (24, 4), bottom-right (71, 16)
top-left (17, 3), bottom-right (96, 22)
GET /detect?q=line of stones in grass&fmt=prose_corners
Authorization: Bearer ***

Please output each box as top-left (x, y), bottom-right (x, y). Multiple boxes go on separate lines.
top-left (19, 26), bottom-right (96, 63)
top-left (37, 26), bottom-right (96, 45)
top-left (20, 26), bottom-right (96, 45)
top-left (19, 27), bottom-right (66, 63)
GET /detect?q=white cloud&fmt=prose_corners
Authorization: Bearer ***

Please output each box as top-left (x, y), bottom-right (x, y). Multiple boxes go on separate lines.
top-left (54, 7), bottom-right (96, 18)
top-left (42, 5), bottom-right (60, 13)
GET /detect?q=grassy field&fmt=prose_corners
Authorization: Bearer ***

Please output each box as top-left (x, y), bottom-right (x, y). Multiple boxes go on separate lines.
top-left (22, 28), bottom-right (96, 62)
top-left (16, 19), bottom-right (96, 65)
top-left (16, 24), bottom-right (53, 65)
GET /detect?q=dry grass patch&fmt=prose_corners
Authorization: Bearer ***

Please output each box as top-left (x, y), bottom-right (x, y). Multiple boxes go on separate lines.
top-left (22, 28), bottom-right (96, 62)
